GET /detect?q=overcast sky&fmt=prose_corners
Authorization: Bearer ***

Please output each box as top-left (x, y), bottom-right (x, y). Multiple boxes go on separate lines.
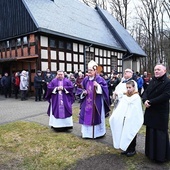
top-left (79, 0), bottom-right (170, 30)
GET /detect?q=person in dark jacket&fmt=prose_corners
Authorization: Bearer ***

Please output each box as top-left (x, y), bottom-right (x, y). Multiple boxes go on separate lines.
top-left (142, 71), bottom-right (151, 91)
top-left (43, 71), bottom-right (53, 100)
top-left (1, 72), bottom-right (11, 98)
top-left (108, 73), bottom-right (120, 105)
top-left (142, 64), bottom-right (170, 163)
top-left (0, 74), bottom-right (3, 95)
top-left (34, 70), bottom-right (44, 101)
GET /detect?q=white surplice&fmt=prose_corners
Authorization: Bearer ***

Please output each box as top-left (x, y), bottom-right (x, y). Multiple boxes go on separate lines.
top-left (109, 93), bottom-right (143, 151)
top-left (49, 98), bottom-right (73, 128)
top-left (81, 82), bottom-right (106, 138)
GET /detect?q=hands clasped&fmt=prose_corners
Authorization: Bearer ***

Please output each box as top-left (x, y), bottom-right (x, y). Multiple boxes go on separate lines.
top-left (58, 86), bottom-right (63, 91)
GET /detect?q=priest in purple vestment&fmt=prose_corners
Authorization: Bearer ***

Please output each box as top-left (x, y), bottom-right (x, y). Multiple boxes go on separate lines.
top-left (79, 60), bottom-right (110, 138)
top-left (45, 70), bottom-right (74, 130)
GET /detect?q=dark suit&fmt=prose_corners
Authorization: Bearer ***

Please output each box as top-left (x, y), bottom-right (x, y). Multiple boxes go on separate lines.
top-left (34, 75), bottom-right (43, 101)
top-left (142, 73), bottom-right (170, 162)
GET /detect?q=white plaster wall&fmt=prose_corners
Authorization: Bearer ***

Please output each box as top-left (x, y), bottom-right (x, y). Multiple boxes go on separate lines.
top-left (41, 49), bottom-right (48, 59)
top-left (40, 36), bottom-right (48, 47)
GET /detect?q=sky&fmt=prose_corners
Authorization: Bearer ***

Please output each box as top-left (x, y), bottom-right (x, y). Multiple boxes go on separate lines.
top-left (79, 0), bottom-right (170, 30)
top-left (129, 0), bottom-right (170, 29)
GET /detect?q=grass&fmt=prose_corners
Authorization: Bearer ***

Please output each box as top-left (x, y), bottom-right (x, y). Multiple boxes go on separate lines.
top-left (0, 121), bottom-right (117, 170)
top-left (0, 104), bottom-right (169, 170)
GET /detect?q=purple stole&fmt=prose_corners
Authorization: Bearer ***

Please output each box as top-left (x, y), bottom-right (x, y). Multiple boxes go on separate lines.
top-left (58, 80), bottom-right (65, 118)
top-left (84, 80), bottom-right (94, 124)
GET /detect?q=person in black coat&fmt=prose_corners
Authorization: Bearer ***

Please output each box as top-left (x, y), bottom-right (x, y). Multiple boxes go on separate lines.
top-left (42, 71), bottom-right (53, 100)
top-left (142, 64), bottom-right (170, 163)
top-left (108, 73), bottom-right (120, 105)
top-left (1, 72), bottom-right (11, 98)
top-left (34, 70), bottom-right (45, 101)
top-left (0, 74), bottom-right (3, 95)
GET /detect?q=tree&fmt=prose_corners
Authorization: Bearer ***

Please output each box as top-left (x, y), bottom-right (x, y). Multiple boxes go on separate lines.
top-left (81, 0), bottom-right (108, 9)
top-left (109, 0), bottom-right (131, 29)
top-left (133, 0), bottom-right (170, 73)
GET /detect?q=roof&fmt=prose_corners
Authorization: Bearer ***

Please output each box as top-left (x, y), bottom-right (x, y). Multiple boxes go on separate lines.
top-left (23, 0), bottom-right (124, 51)
top-left (96, 7), bottom-right (147, 57)
top-left (22, 0), bottom-right (146, 57)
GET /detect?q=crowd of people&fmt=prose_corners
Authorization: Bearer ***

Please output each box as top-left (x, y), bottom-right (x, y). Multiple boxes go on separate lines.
top-left (0, 61), bottom-right (170, 163)
top-left (0, 69), bottom-right (55, 101)
top-left (0, 66), bottom-right (151, 104)
top-left (45, 61), bottom-right (170, 164)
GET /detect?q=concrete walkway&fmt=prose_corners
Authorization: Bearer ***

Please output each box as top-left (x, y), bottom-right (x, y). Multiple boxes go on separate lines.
top-left (0, 95), bottom-right (145, 154)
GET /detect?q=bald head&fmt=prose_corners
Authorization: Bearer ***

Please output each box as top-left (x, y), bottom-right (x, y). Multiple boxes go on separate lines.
top-left (124, 68), bottom-right (133, 79)
top-left (154, 64), bottom-right (166, 78)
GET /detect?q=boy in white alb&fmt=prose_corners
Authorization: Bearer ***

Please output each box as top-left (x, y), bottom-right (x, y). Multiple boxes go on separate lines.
top-left (109, 80), bottom-right (143, 157)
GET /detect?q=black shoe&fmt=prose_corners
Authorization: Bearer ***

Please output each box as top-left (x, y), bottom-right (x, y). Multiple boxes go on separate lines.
top-left (126, 151), bottom-right (136, 157)
top-left (121, 151), bottom-right (128, 155)
top-left (96, 133), bottom-right (106, 139)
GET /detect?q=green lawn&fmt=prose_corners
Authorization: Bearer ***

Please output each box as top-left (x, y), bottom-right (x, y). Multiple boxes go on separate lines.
top-left (0, 105), bottom-right (169, 170)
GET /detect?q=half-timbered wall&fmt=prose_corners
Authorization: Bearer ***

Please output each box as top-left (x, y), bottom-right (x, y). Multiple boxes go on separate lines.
top-left (0, 33), bottom-right (124, 76)
top-left (0, 33), bottom-right (124, 93)
top-left (39, 35), bottom-right (123, 76)
top-left (0, 34), bottom-right (38, 92)
top-left (0, 34), bottom-right (37, 60)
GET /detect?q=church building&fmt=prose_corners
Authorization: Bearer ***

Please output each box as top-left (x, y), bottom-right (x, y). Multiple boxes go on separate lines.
top-left (0, 0), bottom-right (146, 91)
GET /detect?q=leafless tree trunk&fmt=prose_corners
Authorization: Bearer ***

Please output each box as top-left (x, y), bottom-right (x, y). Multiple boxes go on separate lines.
top-left (81, 0), bottom-right (108, 9)
top-left (131, 0), bottom-right (170, 73)
top-left (109, 0), bottom-right (130, 29)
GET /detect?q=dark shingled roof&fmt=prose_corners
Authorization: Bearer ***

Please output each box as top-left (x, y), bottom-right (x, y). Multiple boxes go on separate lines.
top-left (23, 0), bottom-right (146, 57)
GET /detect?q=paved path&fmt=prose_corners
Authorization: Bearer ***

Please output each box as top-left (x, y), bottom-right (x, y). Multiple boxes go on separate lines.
top-left (0, 95), bottom-right (145, 154)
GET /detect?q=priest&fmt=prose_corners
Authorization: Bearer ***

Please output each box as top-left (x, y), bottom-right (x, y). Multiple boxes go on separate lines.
top-left (45, 70), bottom-right (74, 130)
top-left (79, 60), bottom-right (110, 138)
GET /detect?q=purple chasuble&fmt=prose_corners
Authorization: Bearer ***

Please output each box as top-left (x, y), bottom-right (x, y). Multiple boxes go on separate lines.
top-left (79, 75), bottom-right (110, 125)
top-left (45, 77), bottom-right (74, 119)
top-left (84, 80), bottom-right (94, 124)
top-left (58, 80), bottom-right (65, 118)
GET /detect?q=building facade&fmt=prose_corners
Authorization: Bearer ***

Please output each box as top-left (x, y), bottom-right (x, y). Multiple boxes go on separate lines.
top-left (0, 0), bottom-right (146, 92)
